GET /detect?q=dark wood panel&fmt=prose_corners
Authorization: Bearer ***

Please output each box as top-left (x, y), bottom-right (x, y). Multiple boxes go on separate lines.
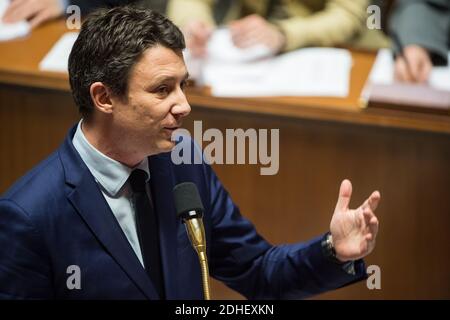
top-left (0, 84), bottom-right (79, 192)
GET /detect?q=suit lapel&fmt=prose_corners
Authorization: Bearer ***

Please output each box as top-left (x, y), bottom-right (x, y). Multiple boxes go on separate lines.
top-left (149, 154), bottom-right (180, 299)
top-left (67, 171), bottom-right (159, 300)
top-left (60, 128), bottom-right (158, 300)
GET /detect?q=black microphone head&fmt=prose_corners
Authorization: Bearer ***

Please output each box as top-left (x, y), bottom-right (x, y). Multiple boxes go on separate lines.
top-left (173, 182), bottom-right (204, 219)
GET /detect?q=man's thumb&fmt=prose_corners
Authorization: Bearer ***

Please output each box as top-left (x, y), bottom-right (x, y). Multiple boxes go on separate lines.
top-left (335, 179), bottom-right (352, 211)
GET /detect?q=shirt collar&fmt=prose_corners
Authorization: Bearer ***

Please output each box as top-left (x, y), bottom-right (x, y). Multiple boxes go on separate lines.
top-left (72, 120), bottom-right (150, 197)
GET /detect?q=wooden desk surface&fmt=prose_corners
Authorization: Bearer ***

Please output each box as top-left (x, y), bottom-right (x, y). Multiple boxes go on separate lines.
top-left (1, 19), bottom-right (450, 134)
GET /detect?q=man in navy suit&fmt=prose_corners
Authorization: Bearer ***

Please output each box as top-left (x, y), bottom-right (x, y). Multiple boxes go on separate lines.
top-left (0, 7), bottom-right (381, 299)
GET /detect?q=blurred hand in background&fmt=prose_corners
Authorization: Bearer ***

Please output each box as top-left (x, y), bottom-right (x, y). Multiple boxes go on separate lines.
top-left (394, 45), bottom-right (433, 83)
top-left (2, 0), bottom-right (64, 28)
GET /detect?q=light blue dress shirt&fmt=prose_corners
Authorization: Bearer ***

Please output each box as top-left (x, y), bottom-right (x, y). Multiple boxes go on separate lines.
top-left (72, 120), bottom-right (149, 266)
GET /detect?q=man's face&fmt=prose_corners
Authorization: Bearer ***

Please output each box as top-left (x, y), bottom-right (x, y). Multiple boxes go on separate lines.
top-left (111, 45), bottom-right (191, 158)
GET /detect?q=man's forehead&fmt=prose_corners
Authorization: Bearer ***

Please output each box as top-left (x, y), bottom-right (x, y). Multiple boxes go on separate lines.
top-left (134, 46), bottom-right (187, 78)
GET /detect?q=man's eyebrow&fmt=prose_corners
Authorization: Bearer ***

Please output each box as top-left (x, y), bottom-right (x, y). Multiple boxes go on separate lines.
top-left (151, 72), bottom-right (190, 84)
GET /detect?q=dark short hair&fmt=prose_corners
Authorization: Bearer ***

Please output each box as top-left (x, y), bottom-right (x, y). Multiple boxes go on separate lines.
top-left (68, 6), bottom-right (185, 118)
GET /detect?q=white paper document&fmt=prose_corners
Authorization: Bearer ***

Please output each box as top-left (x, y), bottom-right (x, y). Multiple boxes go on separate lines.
top-left (429, 53), bottom-right (450, 92)
top-left (185, 28), bottom-right (352, 97)
top-left (368, 49), bottom-right (450, 92)
top-left (206, 28), bottom-right (274, 63)
top-left (0, 0), bottom-right (30, 42)
top-left (39, 32), bottom-right (79, 72)
top-left (195, 46), bottom-right (352, 98)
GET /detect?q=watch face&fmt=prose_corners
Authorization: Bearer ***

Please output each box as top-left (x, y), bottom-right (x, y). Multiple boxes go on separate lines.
top-left (321, 233), bottom-right (341, 264)
top-left (327, 234), bottom-right (333, 248)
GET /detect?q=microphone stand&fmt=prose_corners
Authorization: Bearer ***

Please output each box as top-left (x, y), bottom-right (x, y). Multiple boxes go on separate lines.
top-left (183, 212), bottom-right (211, 300)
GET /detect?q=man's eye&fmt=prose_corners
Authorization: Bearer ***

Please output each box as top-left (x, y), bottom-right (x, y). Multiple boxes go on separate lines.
top-left (156, 86), bottom-right (169, 95)
top-left (180, 80), bottom-right (188, 91)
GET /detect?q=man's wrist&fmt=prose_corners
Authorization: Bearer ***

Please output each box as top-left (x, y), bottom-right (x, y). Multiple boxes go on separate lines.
top-left (321, 232), bottom-right (345, 264)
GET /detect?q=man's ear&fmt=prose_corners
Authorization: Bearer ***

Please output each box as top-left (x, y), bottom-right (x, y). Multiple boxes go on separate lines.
top-left (89, 82), bottom-right (114, 114)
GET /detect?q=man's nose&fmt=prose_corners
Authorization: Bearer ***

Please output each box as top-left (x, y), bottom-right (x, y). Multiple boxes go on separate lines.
top-left (172, 90), bottom-right (191, 118)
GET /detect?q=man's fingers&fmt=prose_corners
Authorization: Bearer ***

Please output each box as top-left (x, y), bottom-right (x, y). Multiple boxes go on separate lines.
top-left (29, 10), bottom-right (52, 29)
top-left (395, 57), bottom-right (414, 82)
top-left (190, 46), bottom-right (207, 58)
top-left (187, 31), bottom-right (208, 45)
top-left (368, 216), bottom-right (379, 239)
top-left (232, 28), bottom-right (265, 48)
top-left (2, 0), bottom-right (28, 22)
top-left (230, 14), bottom-right (258, 30)
top-left (368, 191), bottom-right (381, 211)
top-left (195, 28), bottom-right (212, 43)
top-left (186, 36), bottom-right (207, 57)
top-left (410, 58), bottom-right (430, 83)
top-left (184, 22), bottom-right (212, 46)
top-left (185, 28), bottom-right (211, 57)
top-left (362, 190), bottom-right (380, 211)
top-left (418, 60), bottom-right (432, 83)
top-left (403, 45), bottom-right (433, 83)
top-left (188, 35), bottom-right (206, 49)
top-left (363, 208), bottom-right (379, 237)
top-left (335, 179), bottom-right (352, 212)
top-left (230, 14), bottom-right (264, 37)
top-left (7, 0), bottom-right (41, 23)
top-left (229, 26), bottom-right (251, 45)
top-left (407, 57), bottom-right (422, 82)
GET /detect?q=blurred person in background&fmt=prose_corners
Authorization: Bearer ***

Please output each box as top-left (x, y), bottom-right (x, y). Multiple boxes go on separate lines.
top-left (390, 0), bottom-right (449, 83)
top-left (167, 0), bottom-right (390, 57)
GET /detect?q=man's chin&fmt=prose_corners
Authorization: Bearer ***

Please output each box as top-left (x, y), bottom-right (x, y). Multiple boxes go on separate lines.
top-left (155, 140), bottom-right (176, 154)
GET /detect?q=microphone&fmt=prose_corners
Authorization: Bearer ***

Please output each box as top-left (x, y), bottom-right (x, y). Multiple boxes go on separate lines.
top-left (173, 182), bottom-right (211, 300)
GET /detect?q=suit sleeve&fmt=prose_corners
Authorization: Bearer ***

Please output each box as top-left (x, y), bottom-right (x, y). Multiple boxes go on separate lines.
top-left (69, 0), bottom-right (138, 15)
top-left (204, 164), bottom-right (366, 299)
top-left (0, 200), bottom-right (53, 299)
top-left (389, 0), bottom-right (450, 65)
top-left (273, 0), bottom-right (369, 51)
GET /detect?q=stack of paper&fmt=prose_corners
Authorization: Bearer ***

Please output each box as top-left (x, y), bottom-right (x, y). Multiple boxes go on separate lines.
top-left (368, 49), bottom-right (450, 92)
top-left (361, 49), bottom-right (450, 111)
top-left (186, 29), bottom-right (353, 98)
top-left (429, 52), bottom-right (450, 92)
top-left (0, 0), bottom-right (30, 42)
top-left (39, 32), bottom-right (79, 72)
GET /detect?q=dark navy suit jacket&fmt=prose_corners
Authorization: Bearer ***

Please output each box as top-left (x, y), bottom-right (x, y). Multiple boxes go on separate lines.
top-left (0, 126), bottom-right (366, 299)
